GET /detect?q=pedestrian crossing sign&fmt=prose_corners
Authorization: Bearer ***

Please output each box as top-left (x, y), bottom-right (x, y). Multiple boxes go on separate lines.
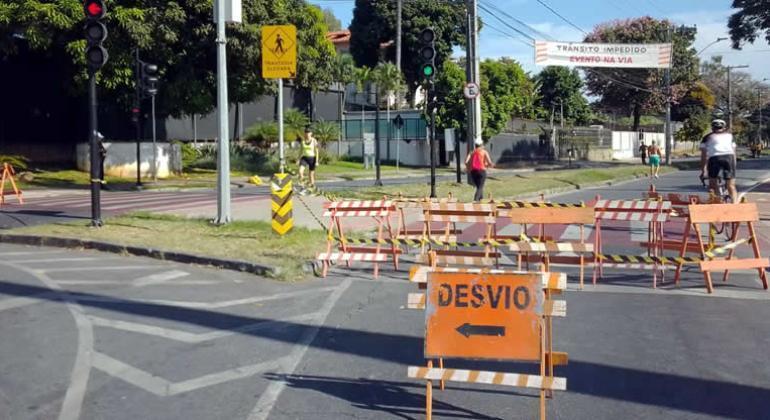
top-left (261, 25), bottom-right (297, 79)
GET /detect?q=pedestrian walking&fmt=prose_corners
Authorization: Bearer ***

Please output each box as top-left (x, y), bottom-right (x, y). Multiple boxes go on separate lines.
top-left (465, 138), bottom-right (493, 202)
top-left (638, 140), bottom-right (647, 165)
top-left (298, 127), bottom-right (319, 188)
top-left (648, 140), bottom-right (662, 179)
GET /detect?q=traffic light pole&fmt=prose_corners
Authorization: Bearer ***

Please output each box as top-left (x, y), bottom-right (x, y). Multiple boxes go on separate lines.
top-left (134, 49), bottom-right (142, 188)
top-left (88, 73), bottom-right (102, 227)
top-left (429, 86), bottom-right (437, 198)
top-left (374, 89), bottom-right (382, 186)
top-left (214, 0), bottom-right (231, 224)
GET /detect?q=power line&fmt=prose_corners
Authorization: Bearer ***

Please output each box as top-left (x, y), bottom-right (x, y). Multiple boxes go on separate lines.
top-left (481, 22), bottom-right (534, 48)
top-left (477, 3), bottom-right (535, 42)
top-left (479, 0), bottom-right (553, 41)
top-left (533, 0), bottom-right (587, 35)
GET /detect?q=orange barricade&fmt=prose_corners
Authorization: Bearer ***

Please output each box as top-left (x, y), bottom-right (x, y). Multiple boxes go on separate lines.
top-left (505, 207), bottom-right (595, 289)
top-left (0, 162), bottom-right (23, 206)
top-left (393, 195), bottom-right (460, 250)
top-left (644, 185), bottom-right (721, 253)
top-left (406, 270), bottom-right (567, 420)
top-left (316, 200), bottom-right (399, 278)
top-left (674, 202), bottom-right (768, 293)
top-left (593, 197), bottom-right (672, 287)
top-left (416, 203), bottom-right (497, 267)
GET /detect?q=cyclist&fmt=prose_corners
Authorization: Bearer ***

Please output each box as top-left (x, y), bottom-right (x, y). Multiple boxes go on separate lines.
top-left (700, 119), bottom-right (737, 203)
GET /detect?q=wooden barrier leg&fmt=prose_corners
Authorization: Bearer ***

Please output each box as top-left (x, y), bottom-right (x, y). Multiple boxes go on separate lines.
top-left (0, 166), bottom-right (7, 205)
top-left (373, 217), bottom-right (384, 278)
top-left (692, 223), bottom-right (713, 293)
top-left (545, 289), bottom-right (554, 399)
top-left (386, 216), bottom-right (399, 271)
top-left (674, 221), bottom-right (691, 285)
top-left (426, 360), bottom-right (433, 420)
top-left (747, 221), bottom-right (769, 289)
top-left (579, 225), bottom-right (585, 289)
top-left (7, 168), bottom-right (21, 204)
top-left (439, 357), bottom-right (445, 390)
top-left (539, 319), bottom-right (547, 420)
top-left (722, 221), bottom-right (741, 283)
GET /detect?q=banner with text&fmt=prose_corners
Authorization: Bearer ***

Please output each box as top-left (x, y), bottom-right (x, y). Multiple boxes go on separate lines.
top-left (535, 41), bottom-right (672, 69)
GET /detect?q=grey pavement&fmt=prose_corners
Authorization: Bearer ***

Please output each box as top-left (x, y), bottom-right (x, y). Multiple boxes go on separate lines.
top-left (2, 157), bottom-right (770, 419)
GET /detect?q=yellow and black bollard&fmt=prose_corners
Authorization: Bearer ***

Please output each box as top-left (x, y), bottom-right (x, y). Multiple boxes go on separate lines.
top-left (271, 173), bottom-right (293, 235)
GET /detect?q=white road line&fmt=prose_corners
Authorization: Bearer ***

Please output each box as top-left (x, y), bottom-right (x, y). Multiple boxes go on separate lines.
top-left (91, 351), bottom-right (290, 396)
top-left (87, 311), bottom-right (321, 343)
top-left (496, 222), bottom-right (521, 237)
top-left (142, 286), bottom-right (339, 309)
top-left (248, 278), bottom-right (352, 420)
top-left (559, 224), bottom-right (594, 241)
top-left (13, 257), bottom-right (110, 264)
top-left (0, 261), bottom-right (95, 420)
top-left (630, 220), bottom-right (650, 242)
top-left (38, 265), bottom-right (161, 273)
top-left (0, 250), bottom-right (66, 257)
top-left (54, 280), bottom-right (219, 286)
top-left (132, 270), bottom-right (190, 287)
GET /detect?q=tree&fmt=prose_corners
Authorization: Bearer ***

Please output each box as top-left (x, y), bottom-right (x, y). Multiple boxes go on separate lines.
top-left (0, 0), bottom-right (336, 118)
top-left (319, 6), bottom-right (342, 32)
top-left (311, 119), bottom-right (340, 144)
top-left (433, 59), bottom-right (467, 140)
top-left (372, 61), bottom-right (404, 102)
top-left (349, 0), bottom-right (466, 95)
top-left (728, 0), bottom-right (770, 49)
top-left (583, 17), bottom-right (699, 131)
top-left (536, 66), bottom-right (592, 126)
top-left (284, 108), bottom-right (310, 142)
top-left (479, 58), bottom-right (540, 139)
top-left (700, 56), bottom-right (760, 141)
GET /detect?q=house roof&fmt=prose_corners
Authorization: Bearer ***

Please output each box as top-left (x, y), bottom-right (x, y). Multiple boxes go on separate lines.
top-left (326, 30), bottom-right (351, 44)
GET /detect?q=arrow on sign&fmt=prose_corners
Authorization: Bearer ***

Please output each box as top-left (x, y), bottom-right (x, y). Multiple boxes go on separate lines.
top-left (455, 323), bottom-right (506, 338)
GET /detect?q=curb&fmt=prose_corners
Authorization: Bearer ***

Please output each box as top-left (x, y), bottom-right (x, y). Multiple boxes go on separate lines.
top-left (0, 234), bottom-right (278, 278)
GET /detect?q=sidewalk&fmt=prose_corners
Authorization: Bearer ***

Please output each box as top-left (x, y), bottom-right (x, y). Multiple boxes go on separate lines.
top-left (744, 179), bottom-right (770, 247)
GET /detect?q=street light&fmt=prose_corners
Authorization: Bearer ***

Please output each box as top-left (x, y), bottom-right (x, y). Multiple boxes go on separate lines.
top-left (697, 37), bottom-right (728, 56)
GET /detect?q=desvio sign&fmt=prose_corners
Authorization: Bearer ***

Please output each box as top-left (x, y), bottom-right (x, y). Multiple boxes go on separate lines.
top-left (425, 272), bottom-right (542, 361)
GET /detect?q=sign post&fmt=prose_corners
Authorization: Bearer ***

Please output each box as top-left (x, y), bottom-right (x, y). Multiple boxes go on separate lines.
top-left (262, 25), bottom-right (297, 173)
top-left (262, 25), bottom-right (297, 233)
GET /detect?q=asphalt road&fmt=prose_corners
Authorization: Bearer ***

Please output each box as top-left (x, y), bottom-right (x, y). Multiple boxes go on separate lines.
top-left (1, 158), bottom-right (770, 420)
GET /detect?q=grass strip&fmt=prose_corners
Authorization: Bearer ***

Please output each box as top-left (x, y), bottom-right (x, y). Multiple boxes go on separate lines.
top-left (7, 212), bottom-right (326, 281)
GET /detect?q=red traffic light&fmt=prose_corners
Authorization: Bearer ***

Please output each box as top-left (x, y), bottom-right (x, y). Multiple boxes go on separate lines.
top-left (84, 0), bottom-right (106, 19)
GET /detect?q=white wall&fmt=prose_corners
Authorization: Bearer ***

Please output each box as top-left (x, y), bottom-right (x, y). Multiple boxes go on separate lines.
top-left (611, 131), bottom-right (665, 160)
top-left (76, 142), bottom-right (181, 178)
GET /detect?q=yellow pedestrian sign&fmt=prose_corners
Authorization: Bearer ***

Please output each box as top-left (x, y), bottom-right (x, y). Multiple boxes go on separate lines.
top-left (262, 25), bottom-right (297, 79)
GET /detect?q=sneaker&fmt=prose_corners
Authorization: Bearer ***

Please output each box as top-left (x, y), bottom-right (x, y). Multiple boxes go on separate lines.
top-left (654, 174), bottom-right (659, 178)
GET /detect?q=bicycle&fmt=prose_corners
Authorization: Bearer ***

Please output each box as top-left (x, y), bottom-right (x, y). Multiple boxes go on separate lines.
top-left (699, 174), bottom-right (735, 241)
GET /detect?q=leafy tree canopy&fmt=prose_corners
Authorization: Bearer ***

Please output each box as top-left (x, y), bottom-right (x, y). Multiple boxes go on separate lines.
top-left (728, 0), bottom-right (770, 49)
top-left (583, 17), bottom-right (699, 130)
top-left (535, 66), bottom-right (592, 126)
top-left (0, 0), bottom-right (336, 117)
top-left (349, 0), bottom-right (466, 95)
top-left (317, 6), bottom-right (342, 32)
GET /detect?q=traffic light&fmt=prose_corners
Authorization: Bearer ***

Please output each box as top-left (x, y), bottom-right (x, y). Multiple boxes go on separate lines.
top-left (140, 62), bottom-right (159, 96)
top-left (419, 28), bottom-right (436, 83)
top-left (83, 0), bottom-right (108, 73)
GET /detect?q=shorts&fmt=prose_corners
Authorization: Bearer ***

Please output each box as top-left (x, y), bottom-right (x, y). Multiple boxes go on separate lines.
top-left (300, 156), bottom-right (316, 171)
top-left (649, 155), bottom-right (660, 167)
top-left (707, 155), bottom-right (735, 180)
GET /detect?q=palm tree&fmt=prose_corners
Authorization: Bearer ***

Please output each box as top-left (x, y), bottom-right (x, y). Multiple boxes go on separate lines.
top-left (332, 54), bottom-right (357, 154)
top-left (373, 62), bottom-right (405, 163)
top-left (354, 66), bottom-right (373, 148)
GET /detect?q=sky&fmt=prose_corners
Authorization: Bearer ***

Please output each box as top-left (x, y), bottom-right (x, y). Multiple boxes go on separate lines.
top-left (312, 0), bottom-right (770, 81)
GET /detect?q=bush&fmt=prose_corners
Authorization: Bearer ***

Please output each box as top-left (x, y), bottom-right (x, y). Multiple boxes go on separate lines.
top-left (311, 119), bottom-right (340, 145)
top-left (244, 121), bottom-right (278, 149)
top-left (171, 141), bottom-right (200, 169)
top-left (0, 155), bottom-right (29, 170)
top-left (189, 143), bottom-right (278, 174)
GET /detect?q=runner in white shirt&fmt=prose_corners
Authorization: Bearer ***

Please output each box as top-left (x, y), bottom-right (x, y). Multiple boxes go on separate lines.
top-left (700, 119), bottom-right (737, 203)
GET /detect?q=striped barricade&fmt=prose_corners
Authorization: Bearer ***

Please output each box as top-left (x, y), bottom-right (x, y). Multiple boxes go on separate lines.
top-left (593, 197), bottom-right (673, 288)
top-left (417, 202), bottom-right (497, 268)
top-left (0, 162), bottom-right (23, 206)
top-left (504, 206), bottom-right (595, 289)
top-left (316, 200), bottom-right (398, 278)
top-left (674, 202), bottom-right (768, 294)
top-left (407, 270), bottom-right (568, 420)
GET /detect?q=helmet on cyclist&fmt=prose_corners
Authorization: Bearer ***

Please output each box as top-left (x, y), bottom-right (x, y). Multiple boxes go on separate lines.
top-left (711, 119), bottom-right (727, 130)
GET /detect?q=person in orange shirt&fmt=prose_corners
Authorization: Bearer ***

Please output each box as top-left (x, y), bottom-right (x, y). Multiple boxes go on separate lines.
top-left (465, 138), bottom-right (493, 202)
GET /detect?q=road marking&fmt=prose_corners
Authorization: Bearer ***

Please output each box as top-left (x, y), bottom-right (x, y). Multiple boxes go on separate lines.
top-left (630, 220), bottom-right (649, 242)
top-left (37, 265), bottom-right (161, 273)
top-left (496, 222), bottom-right (521, 237)
top-left (141, 286), bottom-right (339, 309)
top-left (248, 278), bottom-right (352, 420)
top-left (91, 351), bottom-right (289, 396)
top-left (87, 311), bottom-right (322, 343)
top-left (132, 270), bottom-right (190, 287)
top-left (0, 250), bottom-right (66, 257)
top-left (13, 257), bottom-right (110, 264)
top-left (54, 279), bottom-right (220, 286)
top-left (0, 292), bottom-right (59, 312)
top-left (559, 224), bottom-right (593, 241)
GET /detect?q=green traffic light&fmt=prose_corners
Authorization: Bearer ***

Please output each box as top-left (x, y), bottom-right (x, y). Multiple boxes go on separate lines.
top-left (422, 64), bottom-right (435, 77)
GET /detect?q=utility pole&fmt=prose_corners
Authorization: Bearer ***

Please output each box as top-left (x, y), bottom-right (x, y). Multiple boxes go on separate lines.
top-left (559, 98), bottom-right (564, 128)
top-left (134, 48), bottom-right (142, 188)
top-left (664, 25), bottom-right (672, 165)
top-left (375, 88), bottom-right (382, 186)
top-left (214, 0), bottom-right (231, 224)
top-left (396, 0), bottom-right (402, 72)
top-left (469, 0), bottom-right (482, 146)
top-left (726, 64), bottom-right (749, 131)
top-left (464, 6), bottom-right (474, 181)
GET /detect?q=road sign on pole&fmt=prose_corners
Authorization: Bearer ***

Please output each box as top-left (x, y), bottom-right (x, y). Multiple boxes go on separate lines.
top-left (262, 25), bottom-right (297, 79)
top-left (425, 272), bottom-right (542, 360)
top-left (463, 82), bottom-right (480, 99)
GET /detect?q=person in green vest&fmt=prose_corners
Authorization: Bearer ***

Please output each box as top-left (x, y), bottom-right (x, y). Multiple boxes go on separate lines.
top-left (298, 127), bottom-right (319, 188)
